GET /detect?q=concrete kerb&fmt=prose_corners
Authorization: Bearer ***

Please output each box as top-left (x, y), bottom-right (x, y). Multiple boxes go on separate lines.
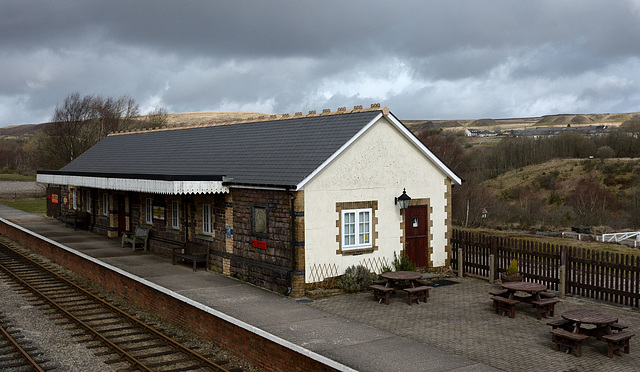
top-left (0, 216), bottom-right (357, 372)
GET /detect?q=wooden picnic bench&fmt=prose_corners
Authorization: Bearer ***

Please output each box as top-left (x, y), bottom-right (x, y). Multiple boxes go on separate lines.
top-left (488, 288), bottom-right (509, 297)
top-left (121, 226), bottom-right (150, 251)
top-left (491, 296), bottom-right (521, 318)
top-left (547, 318), bottom-right (575, 331)
top-left (602, 331), bottom-right (635, 358)
top-left (532, 298), bottom-right (560, 320)
top-left (403, 286), bottom-right (433, 305)
top-left (550, 328), bottom-right (589, 357)
top-left (370, 284), bottom-right (395, 305)
top-left (58, 210), bottom-right (90, 230)
top-left (172, 241), bottom-right (210, 272)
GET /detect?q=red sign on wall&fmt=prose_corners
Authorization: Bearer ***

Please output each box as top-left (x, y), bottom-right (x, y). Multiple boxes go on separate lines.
top-left (252, 240), bottom-right (267, 249)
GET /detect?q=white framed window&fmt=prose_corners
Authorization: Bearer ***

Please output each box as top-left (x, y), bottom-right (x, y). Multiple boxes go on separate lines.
top-left (72, 189), bottom-right (77, 210)
top-left (102, 194), bottom-right (109, 216)
top-left (202, 204), bottom-right (212, 235)
top-left (145, 198), bottom-right (153, 225)
top-left (171, 200), bottom-right (180, 229)
top-left (86, 191), bottom-right (92, 213)
top-left (341, 208), bottom-right (372, 250)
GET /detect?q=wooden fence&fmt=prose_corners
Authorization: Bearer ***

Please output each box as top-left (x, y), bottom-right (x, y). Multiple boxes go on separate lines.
top-left (451, 229), bottom-right (640, 308)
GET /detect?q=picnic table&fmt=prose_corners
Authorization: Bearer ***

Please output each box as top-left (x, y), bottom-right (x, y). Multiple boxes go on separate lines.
top-left (381, 271), bottom-right (422, 288)
top-left (561, 309), bottom-right (618, 338)
top-left (501, 281), bottom-right (547, 302)
top-left (371, 271), bottom-right (432, 305)
top-left (551, 309), bottom-right (635, 357)
top-left (491, 281), bottom-right (559, 319)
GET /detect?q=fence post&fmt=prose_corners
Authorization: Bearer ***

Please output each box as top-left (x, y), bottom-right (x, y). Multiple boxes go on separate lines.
top-left (458, 248), bottom-right (463, 277)
top-left (489, 254), bottom-right (495, 284)
top-left (491, 236), bottom-right (498, 282)
top-left (558, 265), bottom-right (566, 298)
top-left (560, 246), bottom-right (567, 297)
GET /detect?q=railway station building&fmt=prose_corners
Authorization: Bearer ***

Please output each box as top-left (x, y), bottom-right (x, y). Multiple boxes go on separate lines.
top-left (37, 105), bottom-right (461, 297)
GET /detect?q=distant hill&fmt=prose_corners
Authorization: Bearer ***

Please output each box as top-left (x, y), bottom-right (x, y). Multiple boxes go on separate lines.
top-left (3, 110), bottom-right (639, 139)
top-left (0, 111), bottom-right (267, 139)
top-left (403, 112), bottom-right (639, 136)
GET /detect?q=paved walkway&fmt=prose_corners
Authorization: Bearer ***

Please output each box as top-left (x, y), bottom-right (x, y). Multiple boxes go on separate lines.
top-left (1, 204), bottom-right (638, 371)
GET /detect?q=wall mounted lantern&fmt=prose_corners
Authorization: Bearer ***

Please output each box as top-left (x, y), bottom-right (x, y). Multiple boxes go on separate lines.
top-left (395, 188), bottom-right (411, 210)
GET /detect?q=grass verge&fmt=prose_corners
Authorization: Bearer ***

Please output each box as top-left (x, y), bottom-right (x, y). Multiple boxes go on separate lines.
top-left (0, 174), bottom-right (35, 181)
top-left (0, 198), bottom-right (46, 214)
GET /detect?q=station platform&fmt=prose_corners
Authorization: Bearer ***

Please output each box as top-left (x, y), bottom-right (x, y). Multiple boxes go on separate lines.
top-left (0, 204), bottom-right (498, 372)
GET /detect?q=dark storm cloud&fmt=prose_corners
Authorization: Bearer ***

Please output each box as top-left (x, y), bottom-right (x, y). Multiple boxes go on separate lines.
top-left (2, 0), bottom-right (640, 126)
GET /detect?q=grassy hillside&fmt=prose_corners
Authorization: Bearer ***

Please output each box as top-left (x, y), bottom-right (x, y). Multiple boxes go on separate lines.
top-left (476, 158), bottom-right (640, 233)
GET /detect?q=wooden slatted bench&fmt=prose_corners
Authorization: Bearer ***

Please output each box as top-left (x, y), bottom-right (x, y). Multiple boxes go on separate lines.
top-left (491, 296), bottom-right (521, 318)
top-left (539, 291), bottom-right (557, 298)
top-left (121, 226), bottom-right (150, 251)
top-left (58, 210), bottom-right (90, 230)
top-left (370, 284), bottom-right (395, 305)
top-left (547, 318), bottom-right (575, 331)
top-left (172, 241), bottom-right (210, 272)
top-left (550, 329), bottom-right (589, 357)
top-left (403, 286), bottom-right (433, 305)
top-left (532, 298), bottom-right (560, 319)
top-left (602, 331), bottom-right (635, 358)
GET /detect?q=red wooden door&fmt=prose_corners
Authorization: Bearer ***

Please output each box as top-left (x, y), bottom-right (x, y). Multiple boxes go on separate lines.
top-left (405, 205), bottom-right (428, 268)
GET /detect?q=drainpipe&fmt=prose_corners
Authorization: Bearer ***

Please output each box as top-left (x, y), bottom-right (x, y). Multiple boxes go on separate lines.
top-left (183, 195), bottom-right (189, 244)
top-left (287, 190), bottom-right (296, 296)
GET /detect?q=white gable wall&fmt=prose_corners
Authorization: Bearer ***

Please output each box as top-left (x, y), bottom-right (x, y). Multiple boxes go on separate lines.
top-left (303, 116), bottom-right (451, 282)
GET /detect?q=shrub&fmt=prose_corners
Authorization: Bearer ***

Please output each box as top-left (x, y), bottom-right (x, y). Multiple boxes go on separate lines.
top-left (337, 265), bottom-right (377, 293)
top-left (507, 259), bottom-right (518, 276)
top-left (391, 251), bottom-right (416, 271)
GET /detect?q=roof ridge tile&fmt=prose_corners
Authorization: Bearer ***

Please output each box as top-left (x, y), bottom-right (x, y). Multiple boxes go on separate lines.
top-left (109, 103), bottom-right (387, 136)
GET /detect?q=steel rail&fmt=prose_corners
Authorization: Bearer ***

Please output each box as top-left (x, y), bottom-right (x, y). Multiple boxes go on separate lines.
top-left (0, 315), bottom-right (46, 372)
top-left (0, 242), bottom-right (232, 372)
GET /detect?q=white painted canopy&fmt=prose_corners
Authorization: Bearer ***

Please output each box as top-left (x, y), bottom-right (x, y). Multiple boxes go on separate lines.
top-left (37, 174), bottom-right (228, 195)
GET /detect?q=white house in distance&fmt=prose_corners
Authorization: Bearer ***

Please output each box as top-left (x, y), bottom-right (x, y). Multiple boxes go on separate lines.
top-left (37, 104), bottom-right (462, 297)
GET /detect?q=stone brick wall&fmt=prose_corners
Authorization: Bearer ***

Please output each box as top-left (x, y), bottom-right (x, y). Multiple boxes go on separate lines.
top-left (227, 188), bottom-right (293, 294)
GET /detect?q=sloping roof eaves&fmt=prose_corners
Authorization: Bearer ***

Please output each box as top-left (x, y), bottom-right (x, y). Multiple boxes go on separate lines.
top-left (56, 111), bottom-right (382, 189)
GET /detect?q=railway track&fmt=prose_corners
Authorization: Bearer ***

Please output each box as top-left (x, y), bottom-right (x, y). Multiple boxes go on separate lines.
top-left (0, 241), bottom-right (246, 372)
top-left (0, 313), bottom-right (50, 371)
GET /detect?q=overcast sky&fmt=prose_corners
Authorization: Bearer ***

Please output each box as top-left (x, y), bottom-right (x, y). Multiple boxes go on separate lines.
top-left (2, 1), bottom-right (640, 127)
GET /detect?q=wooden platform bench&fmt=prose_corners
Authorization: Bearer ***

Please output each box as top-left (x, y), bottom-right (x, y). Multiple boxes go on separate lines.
top-left (403, 286), bottom-right (433, 305)
top-left (532, 298), bottom-right (560, 320)
top-left (172, 241), bottom-right (210, 272)
top-left (550, 328), bottom-right (589, 357)
top-left (58, 210), bottom-right (90, 230)
top-left (121, 226), bottom-right (150, 251)
top-left (547, 318), bottom-right (575, 331)
top-left (370, 284), bottom-right (395, 305)
top-left (491, 296), bottom-right (521, 318)
top-left (602, 331), bottom-right (635, 358)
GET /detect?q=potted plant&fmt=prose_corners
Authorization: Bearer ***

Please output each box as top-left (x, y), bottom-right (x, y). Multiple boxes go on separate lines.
top-left (501, 258), bottom-right (523, 282)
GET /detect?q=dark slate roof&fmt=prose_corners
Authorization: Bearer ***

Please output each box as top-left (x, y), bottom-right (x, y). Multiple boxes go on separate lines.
top-left (54, 110), bottom-right (383, 188)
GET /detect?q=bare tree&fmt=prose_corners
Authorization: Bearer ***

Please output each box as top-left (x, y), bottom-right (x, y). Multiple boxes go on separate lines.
top-left (28, 92), bottom-right (150, 170)
top-left (36, 92), bottom-right (96, 169)
top-left (92, 95), bottom-right (140, 139)
top-left (144, 106), bottom-right (169, 128)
